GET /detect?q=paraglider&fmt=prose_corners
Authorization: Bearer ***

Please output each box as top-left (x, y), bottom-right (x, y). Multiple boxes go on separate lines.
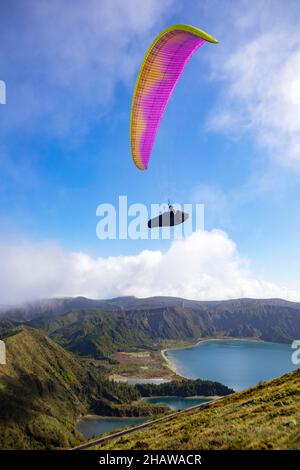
top-left (130, 24), bottom-right (218, 171)
top-left (147, 202), bottom-right (189, 228)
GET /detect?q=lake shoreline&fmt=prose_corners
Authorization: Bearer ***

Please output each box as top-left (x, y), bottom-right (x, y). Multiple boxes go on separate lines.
top-left (78, 414), bottom-right (146, 422)
top-left (141, 394), bottom-right (221, 401)
top-left (78, 338), bottom-right (295, 439)
top-left (161, 336), bottom-right (263, 379)
top-left (79, 394), bottom-right (219, 422)
top-left (162, 337), bottom-right (296, 392)
top-left (77, 395), bottom-right (221, 432)
top-left (109, 336), bottom-right (263, 383)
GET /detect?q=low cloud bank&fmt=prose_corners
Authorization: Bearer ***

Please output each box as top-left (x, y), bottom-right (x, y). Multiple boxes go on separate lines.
top-left (0, 230), bottom-right (298, 304)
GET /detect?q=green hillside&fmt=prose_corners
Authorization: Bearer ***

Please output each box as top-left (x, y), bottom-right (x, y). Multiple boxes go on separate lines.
top-left (0, 327), bottom-right (143, 449)
top-left (1, 297), bottom-right (299, 450)
top-left (2, 297), bottom-right (300, 361)
top-left (92, 368), bottom-right (300, 450)
top-left (0, 326), bottom-right (234, 449)
top-left (31, 309), bottom-right (153, 358)
top-left (26, 300), bottom-right (300, 359)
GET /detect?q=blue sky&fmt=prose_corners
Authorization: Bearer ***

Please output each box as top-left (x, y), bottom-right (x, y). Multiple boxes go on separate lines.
top-left (1, 0), bottom-right (300, 303)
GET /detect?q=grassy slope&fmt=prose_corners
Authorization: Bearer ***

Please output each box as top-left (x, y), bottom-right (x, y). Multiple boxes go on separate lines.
top-left (0, 327), bottom-right (87, 449)
top-left (0, 327), bottom-right (141, 449)
top-left (0, 327), bottom-right (233, 449)
top-left (93, 369), bottom-right (300, 450)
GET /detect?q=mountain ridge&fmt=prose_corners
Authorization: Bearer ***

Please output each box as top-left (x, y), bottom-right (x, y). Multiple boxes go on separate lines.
top-left (0, 296), bottom-right (300, 319)
top-left (25, 298), bottom-right (300, 358)
top-left (1, 295), bottom-right (300, 321)
top-left (1, 296), bottom-right (299, 360)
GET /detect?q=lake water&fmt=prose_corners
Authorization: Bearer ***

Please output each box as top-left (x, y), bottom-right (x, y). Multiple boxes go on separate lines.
top-left (145, 396), bottom-right (213, 410)
top-left (166, 339), bottom-right (297, 391)
top-left (77, 397), bottom-right (212, 439)
top-left (77, 416), bottom-right (146, 440)
top-left (78, 339), bottom-right (297, 439)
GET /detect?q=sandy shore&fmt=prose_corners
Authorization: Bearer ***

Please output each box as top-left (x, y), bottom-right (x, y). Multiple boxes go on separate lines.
top-left (160, 349), bottom-right (187, 379)
top-left (161, 336), bottom-right (262, 379)
top-left (160, 337), bottom-right (222, 379)
top-left (110, 336), bottom-right (262, 384)
top-left (110, 338), bottom-right (229, 382)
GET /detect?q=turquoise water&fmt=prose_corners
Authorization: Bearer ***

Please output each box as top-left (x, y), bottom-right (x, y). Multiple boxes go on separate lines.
top-left (77, 417), bottom-right (146, 440)
top-left (78, 339), bottom-right (297, 439)
top-left (77, 398), bottom-right (210, 439)
top-left (145, 396), bottom-right (212, 410)
top-left (166, 339), bottom-right (297, 391)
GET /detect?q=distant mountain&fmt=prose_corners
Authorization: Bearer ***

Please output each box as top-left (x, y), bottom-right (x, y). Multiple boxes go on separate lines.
top-left (2, 295), bottom-right (300, 321)
top-left (0, 296), bottom-right (300, 321)
top-left (93, 368), bottom-right (300, 450)
top-left (1, 296), bottom-right (298, 359)
top-left (0, 296), bottom-right (131, 321)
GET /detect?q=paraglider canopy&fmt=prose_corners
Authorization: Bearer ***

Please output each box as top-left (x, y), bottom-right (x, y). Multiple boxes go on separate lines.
top-left (130, 24), bottom-right (218, 170)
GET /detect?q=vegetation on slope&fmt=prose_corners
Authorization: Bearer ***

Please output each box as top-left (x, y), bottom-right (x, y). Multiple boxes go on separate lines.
top-left (31, 309), bottom-right (154, 358)
top-left (0, 327), bottom-right (153, 449)
top-left (135, 379), bottom-right (233, 397)
top-left (92, 369), bottom-right (300, 450)
top-left (0, 327), bottom-right (230, 449)
top-left (23, 298), bottom-right (300, 359)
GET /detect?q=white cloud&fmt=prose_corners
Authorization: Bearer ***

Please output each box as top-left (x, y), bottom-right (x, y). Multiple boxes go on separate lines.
top-left (0, 230), bottom-right (298, 304)
top-left (207, 2), bottom-right (300, 167)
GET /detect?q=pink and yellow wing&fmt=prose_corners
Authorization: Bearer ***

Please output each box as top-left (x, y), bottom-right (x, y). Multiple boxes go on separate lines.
top-left (130, 24), bottom-right (218, 170)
